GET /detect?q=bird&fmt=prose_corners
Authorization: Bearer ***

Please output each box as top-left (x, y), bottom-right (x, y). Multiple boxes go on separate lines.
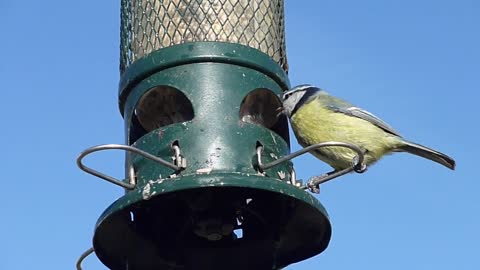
top-left (280, 84), bottom-right (455, 173)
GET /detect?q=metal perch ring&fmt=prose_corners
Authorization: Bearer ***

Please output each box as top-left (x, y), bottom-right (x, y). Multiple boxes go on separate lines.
top-left (256, 141), bottom-right (367, 193)
top-left (76, 247), bottom-right (94, 270)
top-left (77, 144), bottom-right (182, 190)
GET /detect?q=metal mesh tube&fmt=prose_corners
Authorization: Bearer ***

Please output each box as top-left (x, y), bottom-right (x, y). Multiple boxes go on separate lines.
top-left (120, 0), bottom-right (288, 73)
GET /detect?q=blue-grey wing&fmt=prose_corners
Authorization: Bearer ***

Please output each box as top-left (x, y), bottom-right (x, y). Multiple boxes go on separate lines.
top-left (322, 94), bottom-right (401, 136)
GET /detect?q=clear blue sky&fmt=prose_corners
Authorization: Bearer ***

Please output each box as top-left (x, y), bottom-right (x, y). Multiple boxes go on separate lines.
top-left (1, 1), bottom-right (478, 269)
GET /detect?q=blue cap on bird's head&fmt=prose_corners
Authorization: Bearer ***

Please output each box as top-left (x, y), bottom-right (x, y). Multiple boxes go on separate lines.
top-left (280, 84), bottom-right (326, 117)
top-left (281, 84), bottom-right (316, 100)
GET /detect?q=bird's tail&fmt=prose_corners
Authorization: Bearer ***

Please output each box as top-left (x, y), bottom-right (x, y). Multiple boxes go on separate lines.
top-left (395, 140), bottom-right (455, 170)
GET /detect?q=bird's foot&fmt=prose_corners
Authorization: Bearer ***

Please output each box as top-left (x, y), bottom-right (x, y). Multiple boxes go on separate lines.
top-left (306, 170), bottom-right (339, 193)
top-left (306, 177), bottom-right (322, 194)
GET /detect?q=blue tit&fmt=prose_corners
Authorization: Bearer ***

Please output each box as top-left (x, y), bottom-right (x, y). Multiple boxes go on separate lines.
top-left (281, 85), bottom-right (455, 171)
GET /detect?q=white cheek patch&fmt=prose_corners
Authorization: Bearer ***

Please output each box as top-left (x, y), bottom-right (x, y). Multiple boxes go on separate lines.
top-left (283, 98), bottom-right (297, 117)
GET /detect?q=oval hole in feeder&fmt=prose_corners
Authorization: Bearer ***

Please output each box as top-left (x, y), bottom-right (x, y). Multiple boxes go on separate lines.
top-left (239, 88), bottom-right (289, 142)
top-left (129, 85), bottom-right (194, 143)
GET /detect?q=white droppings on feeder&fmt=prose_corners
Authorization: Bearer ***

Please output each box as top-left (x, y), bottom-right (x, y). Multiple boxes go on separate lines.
top-left (256, 171), bottom-right (266, 176)
top-left (142, 183), bottom-right (152, 200)
top-left (154, 178), bottom-right (165, 184)
top-left (277, 171), bottom-right (286, 179)
top-left (196, 167), bottom-right (213, 174)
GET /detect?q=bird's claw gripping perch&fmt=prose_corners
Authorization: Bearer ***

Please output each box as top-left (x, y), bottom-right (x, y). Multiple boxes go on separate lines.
top-left (306, 176), bottom-right (323, 193)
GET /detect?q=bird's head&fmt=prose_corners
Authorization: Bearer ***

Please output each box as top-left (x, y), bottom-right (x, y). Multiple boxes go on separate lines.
top-left (279, 84), bottom-right (318, 117)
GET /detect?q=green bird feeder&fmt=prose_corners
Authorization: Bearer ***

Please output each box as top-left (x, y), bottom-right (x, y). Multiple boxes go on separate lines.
top-left (77, 0), bottom-right (331, 269)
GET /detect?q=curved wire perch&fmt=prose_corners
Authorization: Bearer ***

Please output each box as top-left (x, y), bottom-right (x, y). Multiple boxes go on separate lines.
top-left (256, 142), bottom-right (367, 193)
top-left (76, 247), bottom-right (95, 270)
top-left (77, 144), bottom-right (182, 190)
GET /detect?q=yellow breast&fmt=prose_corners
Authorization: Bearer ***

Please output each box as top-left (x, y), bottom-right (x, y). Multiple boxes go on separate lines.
top-left (290, 101), bottom-right (400, 170)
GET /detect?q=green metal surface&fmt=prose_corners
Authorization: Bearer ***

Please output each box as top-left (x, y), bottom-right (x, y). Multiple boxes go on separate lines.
top-left (123, 55), bottom-right (291, 186)
top-left (92, 42), bottom-right (331, 269)
top-left (94, 173), bottom-right (331, 270)
top-left (130, 121), bottom-right (292, 187)
top-left (119, 42), bottom-right (290, 115)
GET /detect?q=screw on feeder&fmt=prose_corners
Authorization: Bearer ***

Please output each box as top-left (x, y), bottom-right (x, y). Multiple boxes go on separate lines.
top-left (289, 167), bottom-right (300, 187)
top-left (172, 141), bottom-right (187, 169)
